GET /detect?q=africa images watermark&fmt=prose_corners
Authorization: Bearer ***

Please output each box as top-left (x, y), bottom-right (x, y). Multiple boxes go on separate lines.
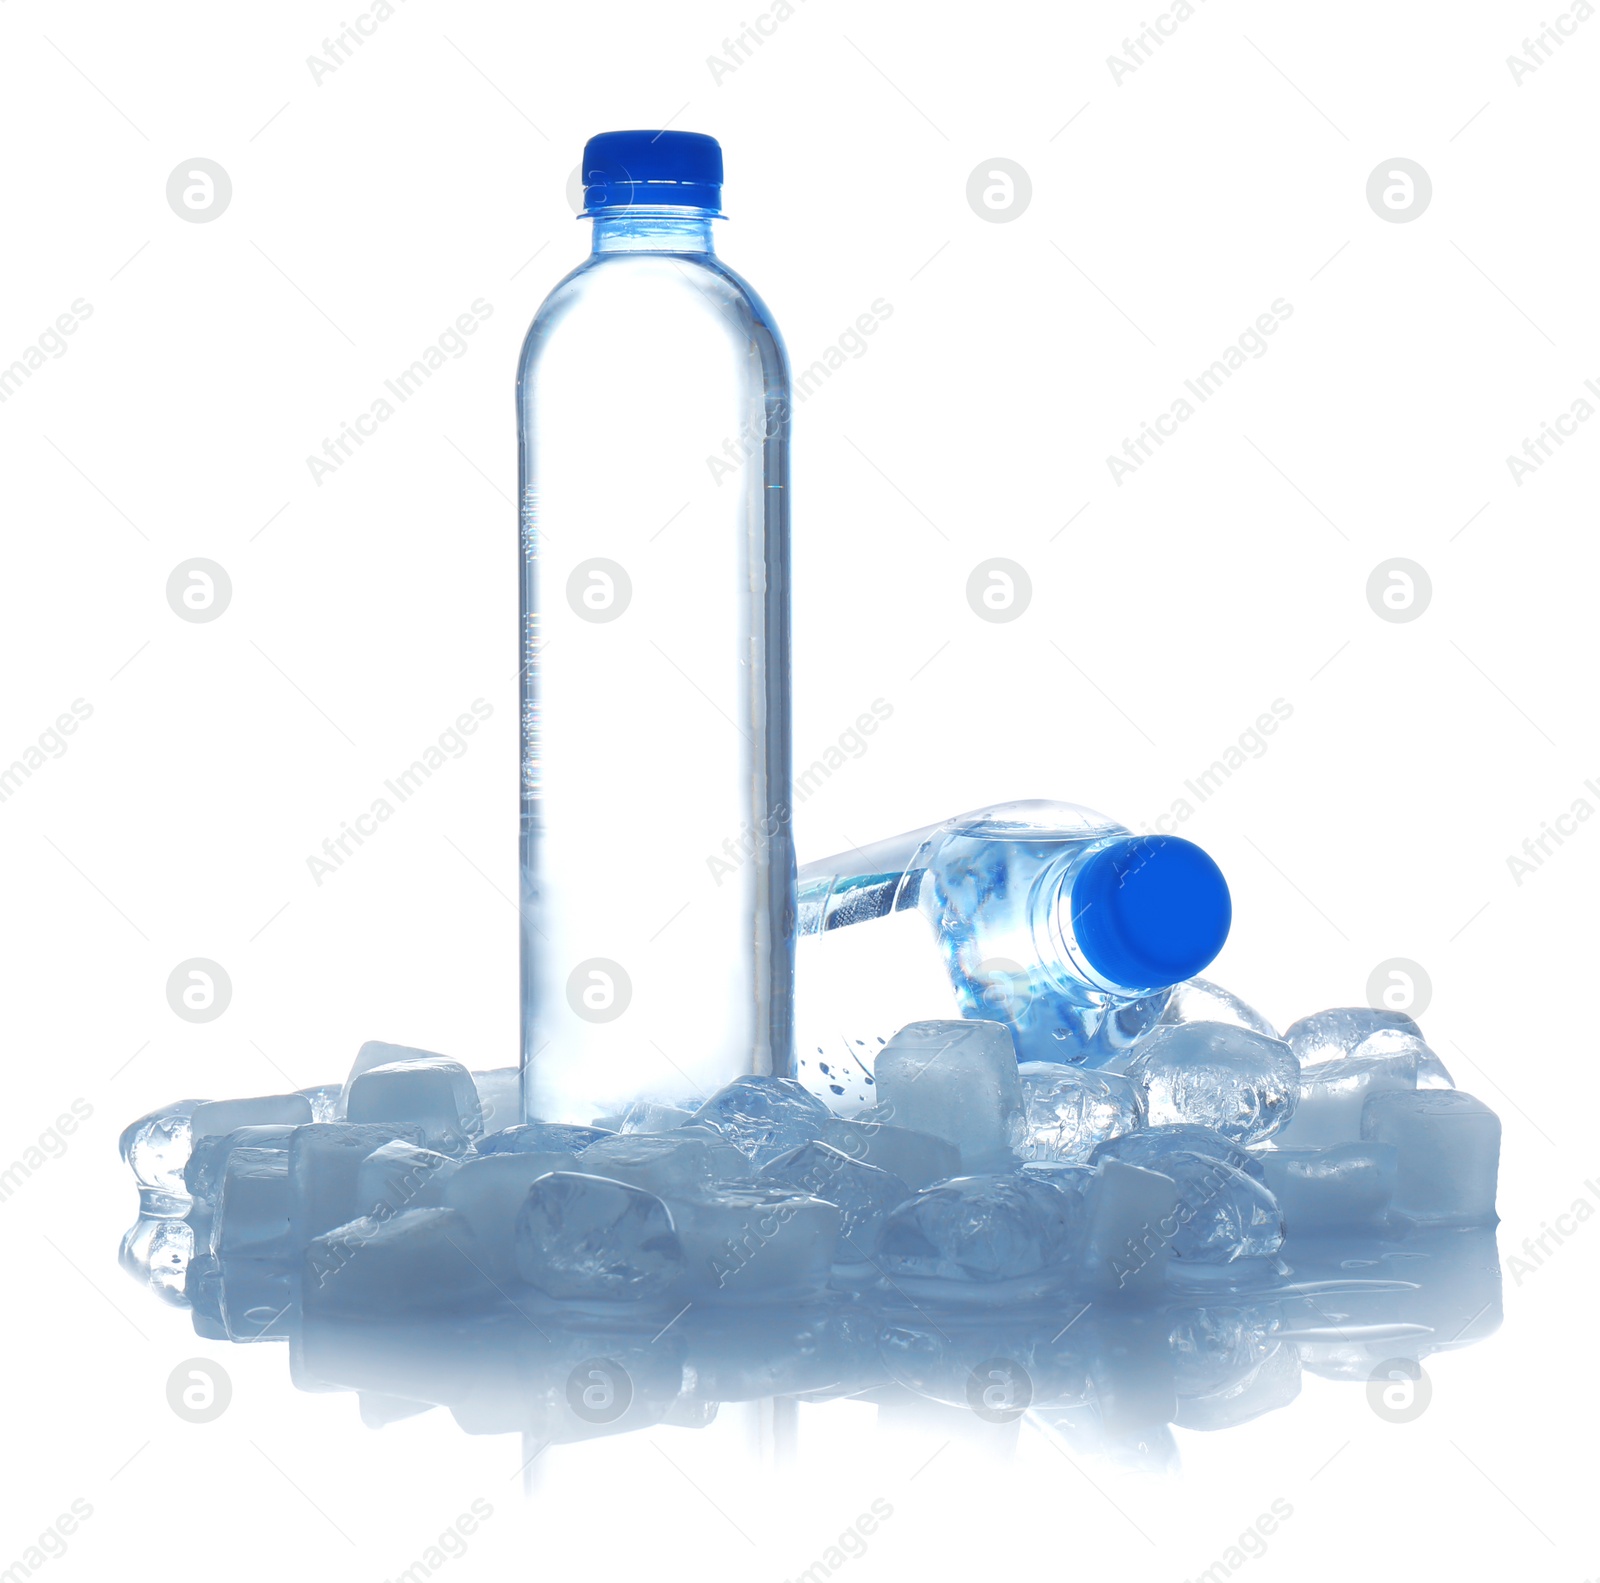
top-left (706, 698), bottom-right (893, 887)
top-left (1137, 698), bottom-right (1295, 836)
top-left (0, 299), bottom-right (94, 407)
top-left (1504, 1174), bottom-right (1600, 1285)
top-left (1104, 0), bottom-right (1214, 85)
top-left (1106, 299), bottom-right (1295, 484)
top-left (1503, 375), bottom-right (1600, 485)
top-left (0, 699), bottom-right (94, 806)
top-left (305, 300), bottom-right (494, 485)
top-left (1506, 0), bottom-right (1595, 84)
top-left (705, 299), bottom-right (894, 486)
top-left (1504, 774), bottom-right (1600, 886)
top-left (306, 700), bottom-right (493, 885)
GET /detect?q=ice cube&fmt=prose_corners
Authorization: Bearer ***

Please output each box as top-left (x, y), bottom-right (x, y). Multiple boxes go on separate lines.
top-left (1092, 1123), bottom-right (1266, 1181)
top-left (1126, 1022), bottom-right (1299, 1144)
top-left (760, 1141), bottom-right (909, 1257)
top-left (296, 1084), bottom-right (343, 1124)
top-left (1258, 1143), bottom-right (1396, 1234)
top-left (690, 1076), bottom-right (831, 1166)
top-left (288, 1123), bottom-right (425, 1245)
top-left (442, 1154), bottom-right (576, 1283)
top-left (1272, 1054), bottom-right (1416, 1147)
top-left (515, 1172), bottom-right (686, 1302)
top-left (1154, 1152), bottom-right (1284, 1264)
top-left (1079, 1160), bottom-right (1180, 1297)
top-left (118, 1215), bottom-right (194, 1305)
top-left (190, 1094), bottom-right (312, 1141)
top-left (1349, 1026), bottom-right (1455, 1089)
top-left (576, 1132), bottom-right (752, 1196)
top-left (668, 1184), bottom-right (841, 1300)
top-left (344, 1039), bottom-right (452, 1096)
top-left (119, 1098), bottom-right (206, 1194)
top-left (822, 1117), bottom-right (961, 1189)
top-left (872, 1020), bottom-right (1024, 1172)
top-left (185, 1125), bottom-right (298, 1204)
top-left (475, 1122), bottom-right (611, 1157)
top-left (470, 1068), bottom-right (522, 1133)
top-left (1361, 1090), bottom-right (1500, 1226)
top-left (877, 1174), bottom-right (1081, 1285)
top-left (305, 1208), bottom-right (501, 1314)
top-left (1159, 977), bottom-right (1280, 1040)
top-left (1284, 1007), bottom-right (1421, 1068)
top-left (600, 1100), bottom-right (698, 1134)
top-left (356, 1140), bottom-right (459, 1218)
top-left (345, 1058), bottom-right (483, 1150)
top-left (1015, 1064), bottom-right (1144, 1164)
top-left (1093, 1128), bottom-right (1282, 1262)
top-left (214, 1149), bottom-right (292, 1258)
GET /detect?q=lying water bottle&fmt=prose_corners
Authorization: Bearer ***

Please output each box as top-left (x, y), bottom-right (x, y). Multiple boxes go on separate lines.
top-left (517, 132), bottom-right (793, 1124)
top-left (794, 800), bottom-right (1231, 1102)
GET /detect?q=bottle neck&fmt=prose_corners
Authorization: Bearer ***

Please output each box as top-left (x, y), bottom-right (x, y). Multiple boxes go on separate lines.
top-left (589, 209), bottom-right (717, 255)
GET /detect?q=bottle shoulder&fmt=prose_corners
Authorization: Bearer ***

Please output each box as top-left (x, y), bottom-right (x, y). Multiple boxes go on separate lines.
top-left (517, 250), bottom-right (787, 383)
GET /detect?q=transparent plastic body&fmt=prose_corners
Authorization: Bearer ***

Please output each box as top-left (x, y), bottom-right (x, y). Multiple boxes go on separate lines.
top-left (793, 800), bottom-right (1169, 1107)
top-left (518, 209), bottom-right (792, 1124)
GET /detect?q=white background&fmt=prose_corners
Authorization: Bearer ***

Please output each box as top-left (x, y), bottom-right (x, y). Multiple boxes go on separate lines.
top-left (2, 1), bottom-right (1595, 1579)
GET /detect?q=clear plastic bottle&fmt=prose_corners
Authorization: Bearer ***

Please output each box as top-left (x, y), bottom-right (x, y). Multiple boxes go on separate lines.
top-left (793, 800), bottom-right (1231, 1104)
top-left (517, 132), bottom-right (792, 1124)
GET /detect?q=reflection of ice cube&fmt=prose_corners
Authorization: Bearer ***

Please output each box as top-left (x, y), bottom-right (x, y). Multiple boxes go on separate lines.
top-left (1284, 1007), bottom-right (1421, 1068)
top-left (822, 1117), bottom-right (960, 1189)
top-left (345, 1059), bottom-right (483, 1150)
top-left (515, 1172), bottom-right (685, 1301)
top-left (1258, 1143), bottom-right (1396, 1233)
top-left (873, 1021), bottom-right (1023, 1172)
top-left (761, 1140), bottom-right (909, 1255)
top-left (1160, 978), bottom-right (1280, 1040)
top-left (1274, 1055), bottom-right (1415, 1147)
top-left (1126, 1022), bottom-right (1299, 1143)
top-left (1362, 1090), bottom-right (1500, 1226)
top-left (119, 1098), bottom-right (206, 1194)
top-left (1170, 1306), bottom-right (1301, 1430)
top-left (289, 1123), bottom-right (425, 1245)
top-left (878, 1174), bottom-right (1081, 1284)
top-left (690, 1077), bottom-right (831, 1166)
top-left (1016, 1064), bottom-right (1143, 1164)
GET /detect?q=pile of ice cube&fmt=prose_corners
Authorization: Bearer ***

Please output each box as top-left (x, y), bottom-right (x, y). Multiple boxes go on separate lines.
top-left (120, 980), bottom-right (1499, 1321)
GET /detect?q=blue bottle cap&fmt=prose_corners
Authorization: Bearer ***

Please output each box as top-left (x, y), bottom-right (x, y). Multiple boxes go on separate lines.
top-left (581, 130), bottom-right (724, 216)
top-left (1070, 836), bottom-right (1231, 991)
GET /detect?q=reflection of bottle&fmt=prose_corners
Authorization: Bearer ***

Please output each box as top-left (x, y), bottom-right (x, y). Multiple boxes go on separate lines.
top-left (794, 800), bottom-right (1230, 1102)
top-left (517, 132), bottom-right (793, 1124)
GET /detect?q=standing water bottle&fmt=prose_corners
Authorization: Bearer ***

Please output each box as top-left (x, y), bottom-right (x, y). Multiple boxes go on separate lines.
top-left (793, 800), bottom-right (1230, 1102)
top-left (518, 132), bottom-right (793, 1124)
